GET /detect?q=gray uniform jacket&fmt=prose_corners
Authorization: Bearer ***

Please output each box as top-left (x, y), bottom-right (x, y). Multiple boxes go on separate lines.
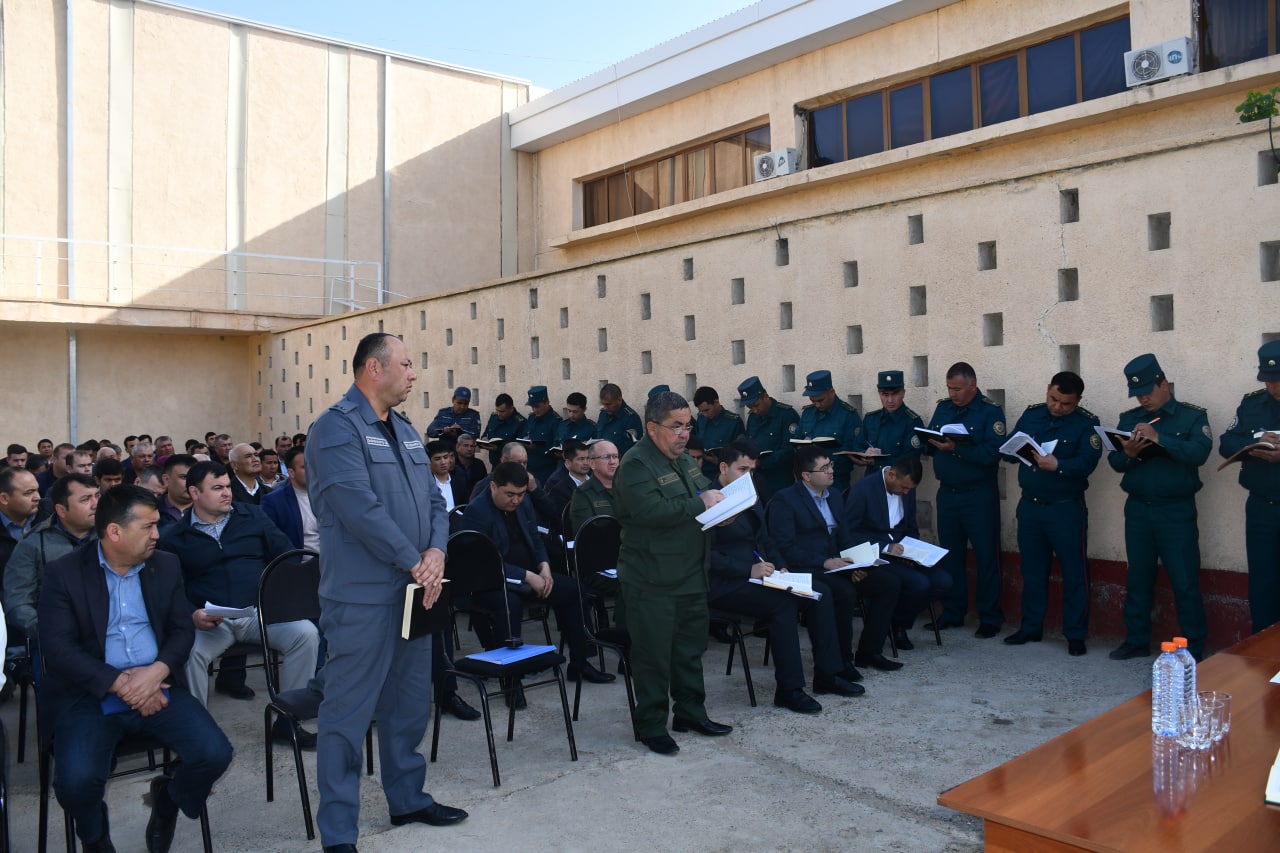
top-left (306, 384), bottom-right (449, 605)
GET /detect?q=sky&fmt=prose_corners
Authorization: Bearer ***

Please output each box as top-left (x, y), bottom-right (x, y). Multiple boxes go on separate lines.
top-left (172, 0), bottom-right (757, 91)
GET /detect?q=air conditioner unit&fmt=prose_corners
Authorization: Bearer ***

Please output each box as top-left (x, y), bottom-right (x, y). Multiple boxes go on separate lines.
top-left (1123, 37), bottom-right (1192, 87)
top-left (753, 148), bottom-right (799, 182)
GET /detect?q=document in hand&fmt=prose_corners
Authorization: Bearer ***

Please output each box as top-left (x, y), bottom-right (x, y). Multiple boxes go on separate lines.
top-left (836, 541), bottom-right (887, 569)
top-left (401, 579), bottom-right (450, 641)
top-left (1093, 425), bottom-right (1169, 459)
top-left (914, 424), bottom-right (974, 445)
top-left (695, 472), bottom-right (758, 530)
top-left (1218, 440), bottom-right (1278, 471)
top-left (465, 644), bottom-right (557, 665)
top-left (999, 432), bottom-right (1058, 466)
top-left (889, 537), bottom-right (948, 568)
top-left (204, 602), bottom-right (256, 619)
top-left (749, 571), bottom-right (822, 600)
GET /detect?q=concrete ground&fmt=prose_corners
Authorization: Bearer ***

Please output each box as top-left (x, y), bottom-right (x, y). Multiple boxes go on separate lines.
top-left (2, 622), bottom-right (1154, 852)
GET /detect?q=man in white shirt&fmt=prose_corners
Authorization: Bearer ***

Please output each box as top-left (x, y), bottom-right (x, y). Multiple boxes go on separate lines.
top-left (427, 440), bottom-right (469, 512)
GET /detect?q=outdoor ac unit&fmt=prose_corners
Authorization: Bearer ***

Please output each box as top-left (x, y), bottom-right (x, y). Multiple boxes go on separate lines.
top-left (1123, 37), bottom-right (1192, 87)
top-left (754, 148), bottom-right (799, 182)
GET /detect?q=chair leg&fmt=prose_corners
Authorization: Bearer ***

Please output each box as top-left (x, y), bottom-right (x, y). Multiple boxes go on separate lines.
top-left (929, 601), bottom-right (943, 646)
top-left (553, 665), bottom-right (578, 762)
top-left (38, 747), bottom-right (50, 853)
top-left (475, 682), bottom-right (501, 787)
top-left (17, 681), bottom-right (28, 764)
top-left (887, 619), bottom-right (898, 658)
top-left (724, 630), bottom-right (737, 676)
top-left (264, 708), bottom-right (276, 803)
top-left (620, 655), bottom-right (640, 742)
top-left (735, 628), bottom-right (757, 708)
top-left (572, 670), bottom-right (583, 721)
top-left (430, 698), bottom-right (444, 763)
top-left (762, 635), bottom-right (772, 667)
top-left (365, 726), bottom-right (374, 776)
top-left (289, 725), bottom-right (314, 841)
top-left (199, 804), bottom-right (212, 853)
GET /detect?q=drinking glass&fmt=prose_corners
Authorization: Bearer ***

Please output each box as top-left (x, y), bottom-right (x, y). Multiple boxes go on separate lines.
top-left (1198, 691), bottom-right (1232, 741)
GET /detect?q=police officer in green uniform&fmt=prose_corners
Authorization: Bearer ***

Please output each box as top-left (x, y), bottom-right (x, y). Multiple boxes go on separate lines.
top-left (692, 386), bottom-right (745, 480)
top-left (921, 362), bottom-right (1006, 637)
top-left (554, 392), bottom-right (597, 444)
top-left (797, 370), bottom-right (863, 489)
top-left (480, 393), bottom-right (525, 467)
top-left (614, 391), bottom-right (731, 755)
top-left (858, 370), bottom-right (924, 473)
top-left (1001, 371), bottom-right (1101, 656)
top-left (596, 383), bottom-right (643, 456)
top-left (1107, 353), bottom-right (1211, 661)
top-left (738, 376), bottom-right (799, 499)
top-left (1219, 341), bottom-right (1280, 633)
top-left (518, 386), bottom-right (562, 483)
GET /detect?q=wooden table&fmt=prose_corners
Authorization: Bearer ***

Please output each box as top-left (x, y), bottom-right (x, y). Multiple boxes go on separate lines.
top-left (939, 628), bottom-right (1280, 852)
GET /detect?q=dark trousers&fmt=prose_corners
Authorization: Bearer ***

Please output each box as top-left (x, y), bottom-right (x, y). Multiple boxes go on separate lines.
top-left (621, 583), bottom-right (708, 739)
top-left (708, 578), bottom-right (843, 691)
top-left (884, 562), bottom-right (952, 630)
top-left (1122, 497), bottom-right (1207, 657)
top-left (1246, 495), bottom-right (1280, 633)
top-left (52, 689), bottom-right (233, 845)
top-left (823, 567), bottom-right (900, 664)
top-left (936, 482), bottom-right (1004, 626)
top-left (1016, 496), bottom-right (1091, 640)
top-left (470, 576), bottom-right (588, 665)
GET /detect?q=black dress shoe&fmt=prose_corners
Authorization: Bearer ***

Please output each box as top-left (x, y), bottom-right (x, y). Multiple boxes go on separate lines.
top-left (974, 623), bottom-right (1001, 639)
top-left (1068, 639), bottom-right (1087, 656)
top-left (272, 721), bottom-right (317, 749)
top-left (837, 665), bottom-right (864, 683)
top-left (671, 717), bottom-right (732, 736)
top-left (642, 733), bottom-right (679, 755)
top-left (145, 776), bottom-right (180, 853)
top-left (813, 675), bottom-right (865, 697)
top-left (214, 682), bottom-right (255, 700)
top-left (84, 803), bottom-right (116, 853)
top-left (1109, 643), bottom-right (1151, 660)
top-left (322, 846), bottom-right (358, 853)
top-left (1003, 630), bottom-right (1043, 645)
top-left (569, 660), bottom-right (617, 684)
top-left (925, 618), bottom-right (964, 631)
top-left (893, 629), bottom-right (915, 651)
top-left (389, 802), bottom-right (469, 827)
top-left (773, 687), bottom-right (822, 714)
top-left (441, 693), bottom-right (481, 721)
top-left (855, 653), bottom-right (904, 672)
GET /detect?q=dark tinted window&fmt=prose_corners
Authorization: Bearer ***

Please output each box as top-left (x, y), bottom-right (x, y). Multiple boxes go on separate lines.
top-left (979, 56), bottom-right (1021, 126)
top-left (930, 66), bottom-right (974, 138)
top-left (1200, 0), bottom-right (1269, 69)
top-left (812, 103), bottom-right (845, 166)
top-left (846, 92), bottom-right (885, 158)
top-left (1081, 18), bottom-right (1130, 100)
top-left (1027, 35), bottom-right (1077, 114)
top-left (889, 83), bottom-right (924, 149)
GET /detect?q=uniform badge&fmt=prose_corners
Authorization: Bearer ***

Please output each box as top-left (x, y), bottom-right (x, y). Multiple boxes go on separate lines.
top-left (993, 421), bottom-right (1006, 436)
top-left (910, 435), bottom-right (921, 449)
top-left (1201, 424), bottom-right (1212, 439)
top-left (788, 422), bottom-right (798, 435)
top-left (1089, 434), bottom-right (1102, 450)
top-left (1130, 375), bottom-right (1140, 384)
top-left (853, 426), bottom-right (862, 437)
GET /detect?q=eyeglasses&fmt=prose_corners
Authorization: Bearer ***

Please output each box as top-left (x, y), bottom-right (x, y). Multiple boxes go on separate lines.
top-left (589, 454), bottom-right (620, 461)
top-left (654, 422), bottom-right (694, 435)
top-left (805, 463), bottom-right (834, 474)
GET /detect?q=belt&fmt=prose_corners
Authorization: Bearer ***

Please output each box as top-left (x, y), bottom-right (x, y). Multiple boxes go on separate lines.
top-left (1025, 496), bottom-right (1076, 506)
top-left (1129, 495), bottom-right (1193, 506)
top-left (940, 483), bottom-right (993, 494)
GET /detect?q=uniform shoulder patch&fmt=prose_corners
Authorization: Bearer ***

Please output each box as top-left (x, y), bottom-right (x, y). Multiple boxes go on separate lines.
top-left (910, 435), bottom-right (922, 449)
top-left (1077, 406), bottom-right (1099, 421)
top-left (1244, 388), bottom-right (1266, 399)
top-left (838, 399), bottom-right (857, 412)
top-left (1026, 402), bottom-right (1047, 411)
top-left (801, 403), bottom-right (816, 412)
top-left (622, 405), bottom-right (637, 416)
top-left (902, 406), bottom-right (920, 419)
top-left (787, 422), bottom-right (799, 435)
top-left (775, 401), bottom-right (796, 411)
top-left (982, 396), bottom-right (999, 407)
top-left (1202, 423), bottom-right (1213, 440)
top-left (1089, 434), bottom-right (1102, 450)
top-left (1180, 401), bottom-right (1207, 412)
top-left (514, 412), bottom-right (527, 423)
top-left (993, 420), bottom-right (1006, 436)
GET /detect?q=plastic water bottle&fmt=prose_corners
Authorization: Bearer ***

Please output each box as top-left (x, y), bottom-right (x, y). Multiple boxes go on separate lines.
top-left (1151, 642), bottom-right (1185, 736)
top-left (1172, 636), bottom-right (1196, 730)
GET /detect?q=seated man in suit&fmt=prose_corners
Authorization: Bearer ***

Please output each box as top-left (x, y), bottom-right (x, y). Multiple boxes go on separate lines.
top-left (768, 446), bottom-right (903, 675)
top-left (427, 439), bottom-right (471, 512)
top-left (39, 485), bottom-right (232, 853)
top-left (261, 447), bottom-right (316, 552)
top-left (709, 440), bottom-right (862, 712)
top-left (843, 454), bottom-right (951, 650)
top-left (458, 462), bottom-right (614, 698)
top-left (545, 438), bottom-right (592, 521)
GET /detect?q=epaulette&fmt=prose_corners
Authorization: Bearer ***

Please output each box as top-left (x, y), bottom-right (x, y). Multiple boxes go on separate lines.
top-left (1244, 388), bottom-right (1266, 399)
top-left (937, 397), bottom-right (948, 404)
top-left (1026, 402), bottom-right (1047, 411)
top-left (1077, 405), bottom-right (1098, 420)
top-left (513, 412), bottom-right (527, 423)
top-left (902, 405), bottom-right (920, 419)
top-left (332, 399), bottom-right (356, 413)
top-left (1123, 405), bottom-right (1144, 417)
top-left (774, 400), bottom-right (796, 411)
top-left (1179, 401), bottom-right (1207, 412)
top-left (837, 398), bottom-right (857, 412)
top-left (981, 395), bottom-right (1000, 407)
top-left (622, 405), bottom-right (637, 416)
top-left (801, 403), bottom-right (816, 411)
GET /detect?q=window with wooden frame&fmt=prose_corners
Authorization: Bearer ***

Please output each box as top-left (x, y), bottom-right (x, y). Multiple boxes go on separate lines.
top-left (1198, 0), bottom-right (1279, 70)
top-left (581, 125), bottom-right (771, 228)
top-left (807, 17), bottom-right (1131, 168)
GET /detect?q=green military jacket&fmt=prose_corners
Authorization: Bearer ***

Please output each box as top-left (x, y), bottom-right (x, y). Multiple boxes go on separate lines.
top-left (569, 476), bottom-right (620, 535)
top-left (614, 435), bottom-right (712, 594)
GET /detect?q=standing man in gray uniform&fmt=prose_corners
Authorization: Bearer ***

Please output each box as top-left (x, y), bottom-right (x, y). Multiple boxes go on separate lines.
top-left (306, 332), bottom-right (468, 853)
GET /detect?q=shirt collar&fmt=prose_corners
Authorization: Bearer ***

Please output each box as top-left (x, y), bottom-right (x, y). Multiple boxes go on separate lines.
top-left (97, 543), bottom-right (144, 577)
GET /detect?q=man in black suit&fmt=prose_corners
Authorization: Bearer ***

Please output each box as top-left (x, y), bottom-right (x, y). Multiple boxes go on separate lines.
top-left (427, 439), bottom-right (470, 511)
top-left (709, 440), bottom-right (862, 712)
top-left (38, 485), bottom-right (232, 853)
top-left (843, 454), bottom-right (951, 650)
top-left (457, 462), bottom-right (613, 688)
top-left (545, 438), bottom-right (592, 521)
top-left (767, 446), bottom-right (903, 674)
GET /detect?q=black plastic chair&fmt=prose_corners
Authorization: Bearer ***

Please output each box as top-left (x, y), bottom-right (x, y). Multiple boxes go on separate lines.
top-left (257, 548), bottom-right (372, 841)
top-left (566, 515), bottom-right (638, 739)
top-left (429, 530), bottom-right (577, 787)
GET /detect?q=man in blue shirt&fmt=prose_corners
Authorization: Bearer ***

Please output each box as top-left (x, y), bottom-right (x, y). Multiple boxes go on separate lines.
top-left (426, 386), bottom-right (482, 440)
top-left (693, 386), bottom-right (745, 481)
top-left (518, 385), bottom-right (562, 483)
top-left (858, 370), bottom-right (925, 473)
top-left (480, 393), bottom-right (526, 467)
top-left (796, 370), bottom-right (863, 489)
top-left (596, 383), bottom-right (643, 456)
top-left (738, 376), bottom-right (799, 500)
top-left (554, 392), bottom-right (597, 444)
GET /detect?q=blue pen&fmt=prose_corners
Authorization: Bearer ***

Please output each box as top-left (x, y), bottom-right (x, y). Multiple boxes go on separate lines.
top-left (753, 551), bottom-right (766, 563)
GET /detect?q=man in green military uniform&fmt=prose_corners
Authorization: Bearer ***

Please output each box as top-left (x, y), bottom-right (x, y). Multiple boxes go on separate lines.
top-left (797, 370), bottom-right (863, 489)
top-left (569, 440), bottom-right (621, 533)
top-left (614, 391), bottom-right (731, 755)
top-left (738, 376), bottom-right (799, 499)
top-left (518, 386), bottom-right (562, 483)
top-left (480, 393), bottom-right (525, 467)
top-left (858, 370), bottom-right (924, 473)
top-left (1107, 353), bottom-right (1211, 661)
top-left (1219, 341), bottom-right (1280, 633)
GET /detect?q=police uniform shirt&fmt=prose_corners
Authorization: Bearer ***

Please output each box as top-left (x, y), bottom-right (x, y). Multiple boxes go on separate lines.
top-left (862, 405), bottom-right (925, 469)
top-left (555, 417), bottom-right (598, 444)
top-left (1009, 403), bottom-right (1102, 501)
top-left (519, 409), bottom-right (562, 481)
top-left (1220, 389), bottom-right (1280, 498)
top-left (745, 400), bottom-right (800, 494)
top-left (480, 410), bottom-right (526, 463)
top-left (924, 392), bottom-right (1006, 487)
top-left (1107, 397), bottom-right (1211, 500)
top-left (426, 406), bottom-right (482, 438)
top-left (695, 409), bottom-right (745, 479)
top-left (798, 399), bottom-right (863, 483)
top-left (596, 404), bottom-right (643, 455)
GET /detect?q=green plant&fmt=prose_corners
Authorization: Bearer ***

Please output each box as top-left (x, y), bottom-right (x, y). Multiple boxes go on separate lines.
top-left (1236, 86), bottom-right (1279, 123)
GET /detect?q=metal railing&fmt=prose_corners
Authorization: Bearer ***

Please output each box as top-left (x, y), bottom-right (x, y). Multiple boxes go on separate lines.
top-left (0, 234), bottom-right (391, 316)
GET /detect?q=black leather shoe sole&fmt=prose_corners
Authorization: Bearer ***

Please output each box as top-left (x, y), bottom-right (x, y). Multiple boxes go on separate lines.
top-left (1003, 631), bottom-right (1043, 645)
top-left (1109, 643), bottom-right (1151, 660)
top-left (569, 665), bottom-right (617, 684)
top-left (642, 734), bottom-right (679, 755)
top-left (813, 676), bottom-right (865, 697)
top-left (974, 624), bottom-right (1001, 639)
top-left (322, 846), bottom-right (358, 853)
top-left (773, 690), bottom-right (822, 714)
top-left (671, 717), bottom-right (732, 736)
top-left (855, 655), bottom-right (904, 672)
top-left (389, 803), bottom-right (469, 827)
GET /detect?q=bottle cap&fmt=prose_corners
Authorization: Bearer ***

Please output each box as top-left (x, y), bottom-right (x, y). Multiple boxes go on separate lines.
top-left (1173, 637), bottom-right (1188, 648)
top-left (1161, 641), bottom-right (1176, 652)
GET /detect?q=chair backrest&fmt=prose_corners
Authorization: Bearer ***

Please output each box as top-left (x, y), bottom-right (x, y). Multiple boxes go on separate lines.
top-left (444, 530), bottom-right (507, 597)
top-left (257, 549), bottom-right (319, 697)
top-left (448, 504), bottom-right (467, 534)
top-left (572, 515), bottom-right (621, 578)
